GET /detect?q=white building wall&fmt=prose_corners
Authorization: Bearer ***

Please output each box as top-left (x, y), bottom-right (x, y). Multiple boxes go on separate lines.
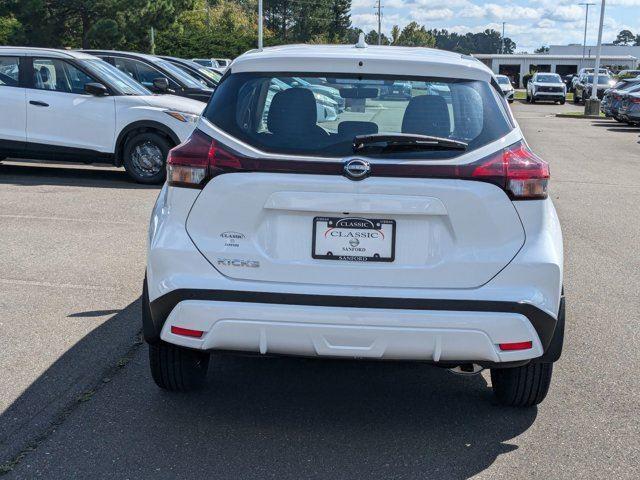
top-left (549, 45), bottom-right (640, 58)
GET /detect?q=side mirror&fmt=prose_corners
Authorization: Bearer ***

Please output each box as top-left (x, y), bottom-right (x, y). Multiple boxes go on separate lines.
top-left (84, 82), bottom-right (108, 96)
top-left (152, 77), bottom-right (169, 93)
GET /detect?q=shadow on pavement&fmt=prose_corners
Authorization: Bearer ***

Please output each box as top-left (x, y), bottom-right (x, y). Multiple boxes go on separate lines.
top-left (0, 161), bottom-right (158, 190)
top-left (0, 300), bottom-right (143, 469)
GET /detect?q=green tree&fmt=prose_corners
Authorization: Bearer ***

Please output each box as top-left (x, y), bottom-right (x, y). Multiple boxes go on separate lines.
top-left (156, 0), bottom-right (265, 58)
top-left (86, 18), bottom-right (123, 48)
top-left (534, 45), bottom-right (549, 54)
top-left (364, 29), bottom-right (389, 45)
top-left (0, 0), bottom-right (195, 49)
top-left (396, 22), bottom-right (435, 48)
top-left (613, 29), bottom-right (635, 46)
top-left (390, 24), bottom-right (400, 45)
top-left (327, 0), bottom-right (351, 42)
top-left (0, 15), bottom-right (22, 44)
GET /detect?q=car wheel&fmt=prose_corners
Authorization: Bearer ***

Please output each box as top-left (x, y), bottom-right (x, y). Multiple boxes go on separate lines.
top-left (491, 362), bottom-right (553, 407)
top-left (123, 132), bottom-right (170, 184)
top-left (573, 92), bottom-right (580, 104)
top-left (560, 99), bottom-right (566, 105)
top-left (531, 96), bottom-right (536, 104)
top-left (526, 93), bottom-right (530, 103)
top-left (614, 116), bottom-right (624, 123)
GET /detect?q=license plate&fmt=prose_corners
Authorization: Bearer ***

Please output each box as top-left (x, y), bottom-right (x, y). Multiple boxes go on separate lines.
top-left (312, 217), bottom-right (395, 262)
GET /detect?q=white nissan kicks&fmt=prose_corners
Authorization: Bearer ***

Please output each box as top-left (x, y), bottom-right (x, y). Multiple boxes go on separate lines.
top-left (0, 47), bottom-right (205, 183)
top-left (145, 41), bottom-right (565, 407)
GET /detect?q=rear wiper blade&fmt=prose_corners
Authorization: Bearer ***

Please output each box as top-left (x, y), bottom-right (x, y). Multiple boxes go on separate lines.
top-left (353, 133), bottom-right (468, 153)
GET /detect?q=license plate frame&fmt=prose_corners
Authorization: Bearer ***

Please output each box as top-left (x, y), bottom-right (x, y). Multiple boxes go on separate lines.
top-left (312, 216), bottom-right (396, 262)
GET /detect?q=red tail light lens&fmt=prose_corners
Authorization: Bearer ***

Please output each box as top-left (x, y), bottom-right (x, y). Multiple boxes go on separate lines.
top-left (170, 326), bottom-right (204, 338)
top-left (630, 97), bottom-right (640, 104)
top-left (459, 141), bottom-right (549, 199)
top-left (499, 341), bottom-right (533, 351)
top-left (167, 129), bottom-right (214, 188)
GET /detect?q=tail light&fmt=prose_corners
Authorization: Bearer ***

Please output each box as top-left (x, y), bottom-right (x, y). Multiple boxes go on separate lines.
top-left (464, 141), bottom-right (550, 200)
top-left (168, 130), bottom-right (549, 200)
top-left (630, 97), bottom-right (640, 104)
top-left (167, 129), bottom-right (242, 188)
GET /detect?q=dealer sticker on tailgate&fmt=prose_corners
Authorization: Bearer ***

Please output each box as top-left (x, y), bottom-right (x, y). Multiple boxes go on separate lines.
top-left (312, 217), bottom-right (396, 262)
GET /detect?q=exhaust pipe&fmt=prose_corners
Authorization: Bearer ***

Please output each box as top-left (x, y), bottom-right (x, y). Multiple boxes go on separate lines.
top-left (448, 364), bottom-right (484, 375)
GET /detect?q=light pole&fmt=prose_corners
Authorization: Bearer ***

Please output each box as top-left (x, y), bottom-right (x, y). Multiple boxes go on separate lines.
top-left (258, 0), bottom-right (263, 50)
top-left (585, 0), bottom-right (606, 115)
top-left (376, 0), bottom-right (383, 45)
top-left (578, 3), bottom-right (595, 70)
top-left (500, 22), bottom-right (506, 54)
top-left (590, 0), bottom-right (605, 100)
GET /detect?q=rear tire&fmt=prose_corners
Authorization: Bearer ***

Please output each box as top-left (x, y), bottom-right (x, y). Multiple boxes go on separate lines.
top-left (144, 279), bottom-right (210, 392)
top-left (149, 342), bottom-right (210, 392)
top-left (491, 362), bottom-right (553, 407)
top-left (573, 92), bottom-right (580, 104)
top-left (560, 98), bottom-right (566, 105)
top-left (123, 132), bottom-right (170, 185)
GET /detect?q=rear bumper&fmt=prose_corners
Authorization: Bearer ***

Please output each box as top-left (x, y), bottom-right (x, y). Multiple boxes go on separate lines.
top-left (149, 291), bottom-right (554, 362)
top-left (146, 187), bottom-right (563, 363)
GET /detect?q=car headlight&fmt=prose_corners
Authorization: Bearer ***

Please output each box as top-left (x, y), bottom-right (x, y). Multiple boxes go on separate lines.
top-left (164, 110), bottom-right (200, 124)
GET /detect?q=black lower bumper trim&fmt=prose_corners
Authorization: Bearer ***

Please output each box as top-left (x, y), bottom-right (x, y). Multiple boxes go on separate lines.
top-left (146, 288), bottom-right (558, 352)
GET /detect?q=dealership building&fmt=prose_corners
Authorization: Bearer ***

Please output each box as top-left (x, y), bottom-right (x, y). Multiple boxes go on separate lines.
top-left (474, 46), bottom-right (638, 88)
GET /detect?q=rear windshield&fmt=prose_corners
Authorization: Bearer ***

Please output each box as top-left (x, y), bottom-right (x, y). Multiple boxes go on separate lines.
top-left (204, 73), bottom-right (513, 159)
top-left (497, 76), bottom-right (510, 85)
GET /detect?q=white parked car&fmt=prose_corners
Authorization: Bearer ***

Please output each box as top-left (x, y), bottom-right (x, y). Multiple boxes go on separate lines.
top-left (496, 74), bottom-right (514, 103)
top-left (0, 47), bottom-right (205, 183)
top-left (214, 58), bottom-right (232, 69)
top-left (145, 41), bottom-right (564, 407)
top-left (527, 72), bottom-right (566, 104)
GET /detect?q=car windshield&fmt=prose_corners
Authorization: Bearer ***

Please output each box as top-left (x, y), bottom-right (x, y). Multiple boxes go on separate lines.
top-left (155, 60), bottom-right (205, 89)
top-left (194, 59), bottom-right (212, 67)
top-left (204, 73), bottom-right (513, 159)
top-left (536, 75), bottom-right (561, 83)
top-left (586, 75), bottom-right (612, 84)
top-left (497, 76), bottom-right (510, 85)
top-left (80, 59), bottom-right (150, 95)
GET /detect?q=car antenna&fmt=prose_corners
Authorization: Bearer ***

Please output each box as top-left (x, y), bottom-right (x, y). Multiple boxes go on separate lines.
top-left (355, 32), bottom-right (367, 49)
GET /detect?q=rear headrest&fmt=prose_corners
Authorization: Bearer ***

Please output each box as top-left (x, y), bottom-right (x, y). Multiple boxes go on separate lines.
top-left (267, 88), bottom-right (318, 135)
top-left (39, 66), bottom-right (49, 83)
top-left (402, 95), bottom-right (451, 138)
top-left (338, 121), bottom-right (378, 138)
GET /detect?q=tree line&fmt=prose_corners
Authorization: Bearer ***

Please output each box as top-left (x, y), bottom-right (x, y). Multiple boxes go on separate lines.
top-left (0, 0), bottom-right (515, 58)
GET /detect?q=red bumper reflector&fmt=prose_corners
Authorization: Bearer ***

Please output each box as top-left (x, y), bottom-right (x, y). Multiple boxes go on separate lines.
top-left (499, 341), bottom-right (533, 351)
top-left (171, 326), bottom-right (204, 338)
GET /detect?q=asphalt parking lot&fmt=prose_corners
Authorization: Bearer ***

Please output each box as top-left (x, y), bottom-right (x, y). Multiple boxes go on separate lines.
top-left (1, 101), bottom-right (639, 479)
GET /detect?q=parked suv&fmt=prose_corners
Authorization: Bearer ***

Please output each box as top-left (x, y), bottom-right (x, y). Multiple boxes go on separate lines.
top-left (144, 42), bottom-right (565, 407)
top-left (0, 47), bottom-right (204, 183)
top-left (526, 72), bottom-right (566, 104)
top-left (573, 73), bottom-right (616, 103)
top-left (83, 50), bottom-right (213, 102)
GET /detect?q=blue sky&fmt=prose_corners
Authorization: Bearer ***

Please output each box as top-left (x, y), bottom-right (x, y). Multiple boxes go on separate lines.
top-left (350, 0), bottom-right (640, 53)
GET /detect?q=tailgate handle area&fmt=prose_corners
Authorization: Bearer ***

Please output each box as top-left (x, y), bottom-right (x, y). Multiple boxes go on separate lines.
top-left (264, 192), bottom-right (448, 216)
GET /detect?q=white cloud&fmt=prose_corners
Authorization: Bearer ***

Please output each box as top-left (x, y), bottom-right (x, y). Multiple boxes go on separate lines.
top-left (348, 0), bottom-right (640, 51)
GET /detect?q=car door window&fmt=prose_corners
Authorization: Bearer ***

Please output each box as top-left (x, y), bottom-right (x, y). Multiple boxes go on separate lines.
top-left (0, 56), bottom-right (20, 87)
top-left (32, 58), bottom-right (97, 94)
top-left (113, 57), bottom-right (178, 90)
